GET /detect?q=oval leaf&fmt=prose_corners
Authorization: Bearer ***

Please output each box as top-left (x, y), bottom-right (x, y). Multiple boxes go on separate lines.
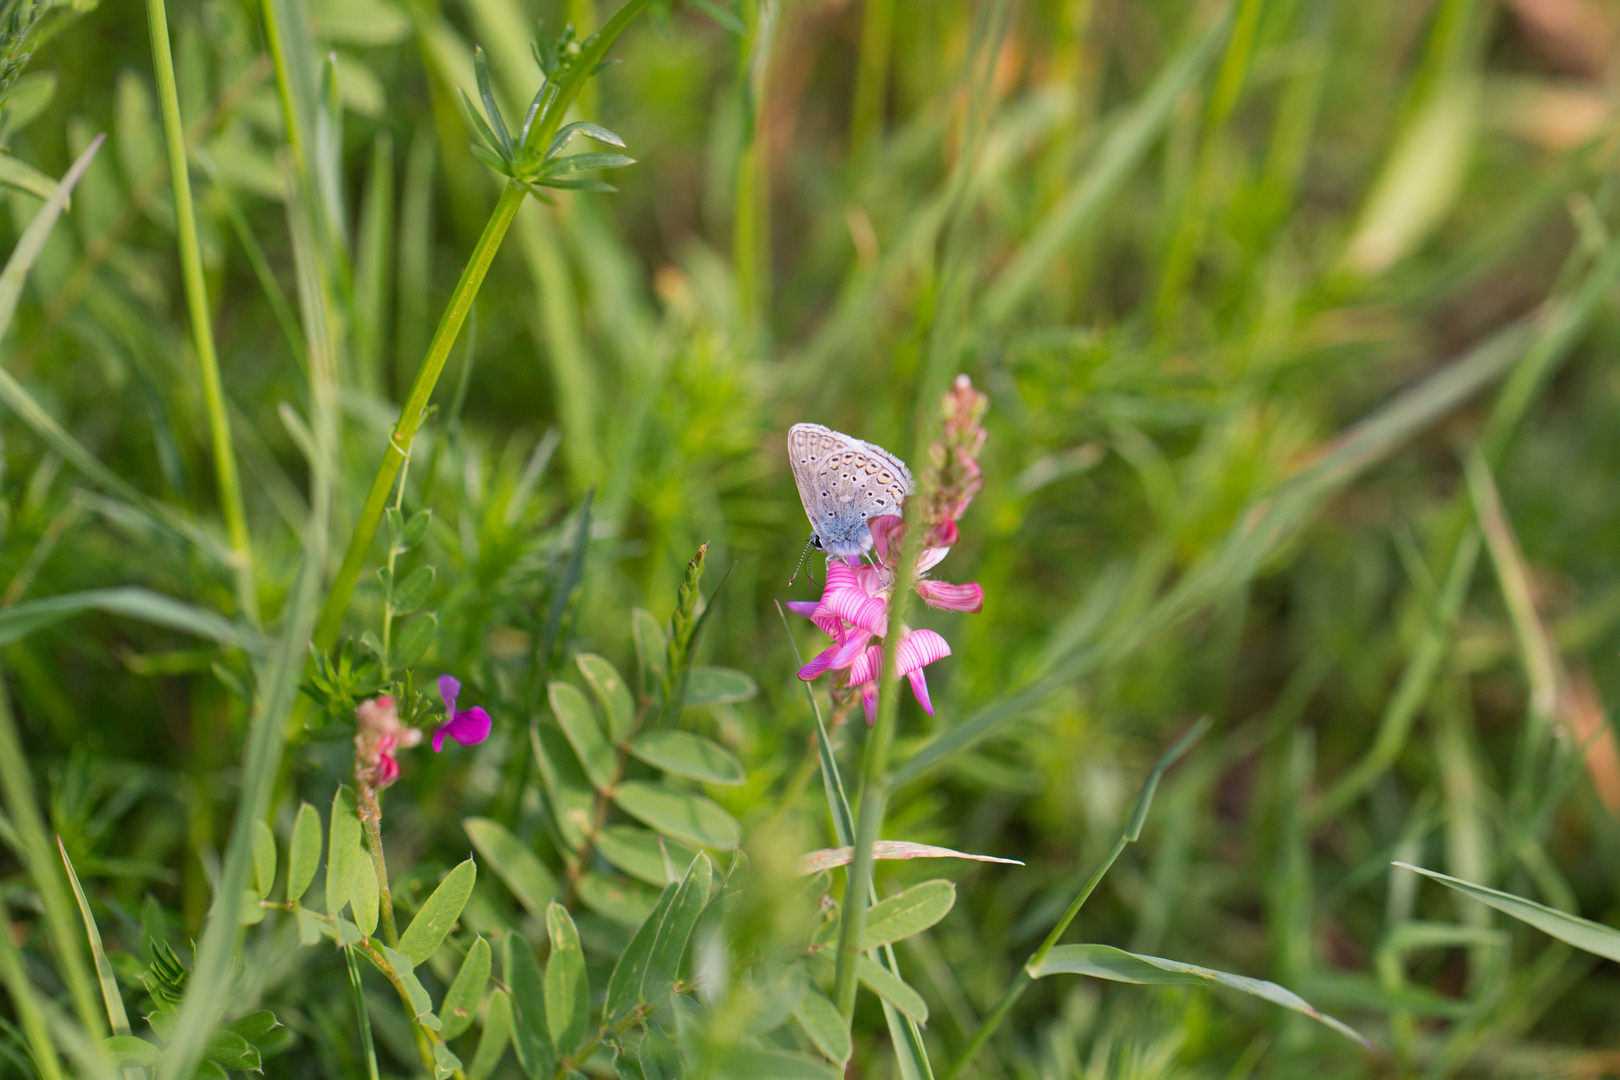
top-left (352, 854), bottom-right (380, 937)
top-left (577, 873), bottom-right (661, 928)
top-left (463, 817), bottom-right (560, 917)
top-left (684, 667), bottom-right (758, 706)
top-left (326, 788), bottom-right (362, 918)
top-left (392, 565), bottom-right (435, 614)
top-left (394, 611), bottom-right (437, 668)
top-left (544, 903), bottom-right (589, 1055)
top-left (504, 933), bottom-right (555, 1078)
top-left (612, 782), bottom-right (740, 849)
top-left (398, 858), bottom-right (477, 966)
top-left (605, 883), bottom-right (679, 1024)
top-left (441, 936), bottom-right (491, 1040)
top-left (531, 723), bottom-right (596, 850)
top-left (629, 731), bottom-right (745, 786)
top-left (287, 802), bottom-right (321, 905)
top-left (644, 854), bottom-right (712, 1004)
top-left (252, 820), bottom-right (276, 900)
top-left (577, 653), bottom-right (636, 743)
top-left (860, 879), bottom-right (955, 950)
top-left (792, 985), bottom-right (851, 1064)
top-left (468, 988), bottom-right (513, 1080)
top-left (1029, 944), bottom-right (1369, 1046)
top-left (549, 681), bottom-right (617, 790)
top-left (857, 956), bottom-right (927, 1023)
top-left (596, 825), bottom-right (695, 887)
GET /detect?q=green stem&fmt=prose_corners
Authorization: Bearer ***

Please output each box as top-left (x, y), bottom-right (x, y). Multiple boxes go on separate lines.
top-left (345, 947), bottom-right (382, 1080)
top-left (145, 0), bottom-right (255, 623)
top-left (848, 0), bottom-right (894, 153)
top-left (0, 904), bottom-right (61, 1080)
top-left (312, 180), bottom-right (526, 653)
top-left (357, 793), bottom-right (400, 947)
top-left (832, 515), bottom-right (925, 1022)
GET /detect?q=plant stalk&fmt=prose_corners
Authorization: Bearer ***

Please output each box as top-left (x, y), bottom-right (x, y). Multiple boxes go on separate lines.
top-left (145, 0), bottom-right (256, 623)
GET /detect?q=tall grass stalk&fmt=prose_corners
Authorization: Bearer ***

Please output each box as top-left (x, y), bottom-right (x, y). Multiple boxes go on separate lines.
top-left (312, 0), bottom-right (651, 655)
top-left (143, 0), bottom-right (255, 623)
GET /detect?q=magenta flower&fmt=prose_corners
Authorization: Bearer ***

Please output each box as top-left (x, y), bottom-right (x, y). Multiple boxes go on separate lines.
top-left (433, 675), bottom-right (492, 752)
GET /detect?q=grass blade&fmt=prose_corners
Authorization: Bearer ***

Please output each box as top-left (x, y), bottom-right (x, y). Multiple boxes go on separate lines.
top-left (56, 840), bottom-right (130, 1035)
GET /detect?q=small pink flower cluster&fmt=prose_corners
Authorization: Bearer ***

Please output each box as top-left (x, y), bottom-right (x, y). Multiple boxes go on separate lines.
top-left (789, 376), bottom-right (989, 725)
top-left (354, 676), bottom-right (492, 793)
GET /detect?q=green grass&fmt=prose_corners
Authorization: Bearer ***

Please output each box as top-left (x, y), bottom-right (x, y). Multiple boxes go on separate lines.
top-left (0, 0), bottom-right (1618, 1076)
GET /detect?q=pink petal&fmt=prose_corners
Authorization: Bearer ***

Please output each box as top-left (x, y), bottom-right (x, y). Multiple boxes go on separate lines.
top-left (869, 515), bottom-right (905, 561)
top-left (433, 707), bottom-right (492, 752)
top-left (824, 586), bottom-right (888, 635)
top-left (784, 600), bottom-right (821, 618)
top-left (928, 519), bottom-right (959, 548)
top-left (848, 644), bottom-right (886, 686)
top-left (378, 753), bottom-right (400, 785)
top-left (824, 560), bottom-right (861, 594)
top-left (896, 629), bottom-right (951, 675)
top-left (916, 546), bottom-right (951, 573)
top-left (907, 668), bottom-right (935, 716)
top-left (855, 565), bottom-right (887, 595)
top-left (438, 675), bottom-right (460, 714)
top-left (798, 642), bottom-right (842, 681)
top-left (861, 684), bottom-right (878, 726)
top-left (916, 579), bottom-right (984, 613)
top-left (788, 601), bottom-right (845, 638)
top-left (829, 630), bottom-right (873, 671)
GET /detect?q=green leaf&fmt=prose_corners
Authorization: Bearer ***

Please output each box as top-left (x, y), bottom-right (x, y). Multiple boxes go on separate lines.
top-left (398, 859), bottom-right (477, 966)
top-left (545, 903), bottom-right (589, 1055)
top-left (392, 565), bottom-right (436, 614)
top-left (605, 883), bottom-right (679, 1023)
top-left (715, 1048), bottom-right (841, 1080)
top-left (632, 608), bottom-right (666, 699)
top-left (352, 852), bottom-right (380, 937)
top-left (441, 936), bottom-right (491, 1040)
top-left (549, 681), bottom-right (617, 789)
top-left (463, 817), bottom-right (560, 916)
top-left (252, 820), bottom-right (277, 900)
top-left (644, 854), bottom-right (712, 1004)
top-left (577, 873), bottom-right (661, 927)
top-left (326, 788), bottom-right (362, 918)
top-left (860, 879), bottom-right (955, 950)
top-left (0, 587), bottom-right (258, 652)
top-left (202, 1029), bottom-right (261, 1071)
top-left (402, 509), bottom-right (432, 549)
top-left (629, 731), bottom-right (745, 786)
top-left (532, 723), bottom-right (596, 850)
top-left (683, 667), bottom-right (758, 706)
top-left (104, 1035), bottom-right (161, 1066)
top-left (287, 803), bottom-right (321, 905)
top-left (792, 984), bottom-right (850, 1063)
top-left (394, 612), bottom-right (438, 668)
top-left (1394, 862), bottom-right (1620, 962)
top-left (239, 889), bottom-right (265, 924)
top-left (612, 782), bottom-right (741, 849)
top-left (504, 933), bottom-right (555, 1079)
top-left (1030, 944), bottom-right (1369, 1046)
top-left (856, 956), bottom-right (927, 1023)
top-left (396, 967), bottom-right (439, 1028)
top-left (434, 1041), bottom-right (462, 1079)
top-left (577, 653), bottom-right (636, 743)
top-left (596, 826), bottom-right (695, 887)
top-left (225, 1010), bottom-right (281, 1043)
top-left (295, 906), bottom-right (323, 945)
top-left (468, 989), bottom-right (513, 1080)
top-left (0, 152), bottom-right (56, 201)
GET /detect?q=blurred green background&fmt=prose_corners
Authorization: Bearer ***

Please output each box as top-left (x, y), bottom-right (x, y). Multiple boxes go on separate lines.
top-left (5, 0), bottom-right (1620, 1073)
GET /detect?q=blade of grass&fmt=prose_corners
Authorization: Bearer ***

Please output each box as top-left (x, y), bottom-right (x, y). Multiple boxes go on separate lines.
top-left (943, 719), bottom-right (1210, 1080)
top-left (0, 681), bottom-right (103, 1038)
top-left (0, 901), bottom-right (63, 1080)
top-left (56, 839), bottom-right (130, 1035)
top-left (156, 161), bottom-right (338, 1080)
top-left (144, 0), bottom-right (255, 623)
top-left (345, 947), bottom-right (382, 1080)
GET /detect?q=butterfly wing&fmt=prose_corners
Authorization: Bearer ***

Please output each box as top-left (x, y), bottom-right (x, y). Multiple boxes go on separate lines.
top-left (788, 423), bottom-right (912, 559)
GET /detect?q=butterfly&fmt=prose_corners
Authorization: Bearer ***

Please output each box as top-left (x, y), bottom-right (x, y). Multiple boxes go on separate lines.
top-left (788, 423), bottom-right (914, 560)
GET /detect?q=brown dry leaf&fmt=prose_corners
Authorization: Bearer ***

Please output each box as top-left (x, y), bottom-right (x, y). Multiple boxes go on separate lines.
top-left (797, 841), bottom-right (1023, 875)
top-left (1506, 0), bottom-right (1617, 78)
top-left (1564, 670), bottom-right (1620, 816)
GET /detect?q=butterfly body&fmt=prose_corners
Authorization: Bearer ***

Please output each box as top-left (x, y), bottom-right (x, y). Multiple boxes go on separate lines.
top-left (788, 423), bottom-right (913, 559)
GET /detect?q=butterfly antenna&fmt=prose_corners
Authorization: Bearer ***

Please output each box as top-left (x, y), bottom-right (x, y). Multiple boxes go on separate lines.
top-left (788, 535), bottom-right (815, 587)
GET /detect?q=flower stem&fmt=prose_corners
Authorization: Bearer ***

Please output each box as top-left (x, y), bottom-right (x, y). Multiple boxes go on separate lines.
top-left (356, 788), bottom-right (401, 947)
top-left (344, 946), bottom-right (382, 1080)
top-left (832, 520), bottom-right (925, 1023)
top-left (145, 0), bottom-right (256, 623)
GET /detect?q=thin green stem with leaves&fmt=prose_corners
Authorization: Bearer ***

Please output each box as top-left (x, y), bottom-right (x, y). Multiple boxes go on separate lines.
top-left (144, 0), bottom-right (255, 622)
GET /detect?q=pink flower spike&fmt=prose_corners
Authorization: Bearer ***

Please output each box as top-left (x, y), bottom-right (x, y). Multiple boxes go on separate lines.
top-left (433, 706), bottom-right (492, 752)
top-left (907, 669), bottom-right (934, 716)
top-left (917, 579), bottom-right (984, 613)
